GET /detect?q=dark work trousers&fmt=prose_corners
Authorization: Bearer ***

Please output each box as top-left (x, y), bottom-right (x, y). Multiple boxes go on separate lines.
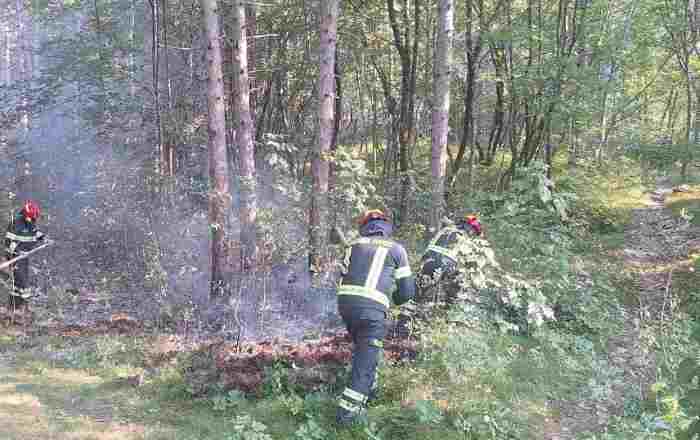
top-left (336, 304), bottom-right (386, 424)
top-left (8, 254), bottom-right (29, 309)
top-left (417, 253), bottom-right (460, 303)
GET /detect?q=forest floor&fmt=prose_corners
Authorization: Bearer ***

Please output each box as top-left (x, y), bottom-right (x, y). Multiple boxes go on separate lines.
top-left (1, 179), bottom-right (700, 439)
top-left (545, 178), bottom-right (700, 439)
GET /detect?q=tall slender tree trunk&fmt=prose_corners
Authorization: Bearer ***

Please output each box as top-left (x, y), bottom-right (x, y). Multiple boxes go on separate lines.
top-left (450, 0), bottom-right (481, 189)
top-left (387, 0), bottom-right (419, 226)
top-left (161, 0), bottom-right (175, 176)
top-left (145, 0), bottom-right (162, 158)
top-left (233, 0), bottom-right (257, 271)
top-left (310, 0), bottom-right (338, 274)
top-left (430, 0), bottom-right (453, 232)
top-left (16, 0), bottom-right (31, 131)
top-left (201, 0), bottom-right (232, 297)
top-left (329, 58), bottom-right (342, 235)
top-left (1, 19), bottom-right (10, 86)
top-left (683, 54), bottom-right (692, 178)
top-left (246, 4), bottom-right (257, 140)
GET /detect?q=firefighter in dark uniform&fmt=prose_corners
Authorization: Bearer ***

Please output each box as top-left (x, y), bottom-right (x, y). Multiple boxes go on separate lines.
top-left (417, 213), bottom-right (482, 304)
top-left (5, 200), bottom-right (44, 310)
top-left (336, 209), bottom-right (415, 425)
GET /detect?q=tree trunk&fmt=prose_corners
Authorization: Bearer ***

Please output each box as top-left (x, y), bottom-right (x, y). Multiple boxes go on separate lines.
top-left (145, 0), bottom-right (162, 159)
top-left (310, 0), bottom-right (338, 274)
top-left (233, 0), bottom-right (258, 272)
top-left (683, 56), bottom-right (692, 178)
top-left (450, 0), bottom-right (481, 189)
top-left (387, 0), bottom-right (419, 227)
top-left (246, 4), bottom-right (257, 140)
top-left (201, 0), bottom-right (232, 297)
top-left (161, 0), bottom-right (174, 176)
top-left (1, 19), bottom-right (9, 86)
top-left (329, 57), bottom-right (342, 234)
top-left (430, 0), bottom-right (453, 232)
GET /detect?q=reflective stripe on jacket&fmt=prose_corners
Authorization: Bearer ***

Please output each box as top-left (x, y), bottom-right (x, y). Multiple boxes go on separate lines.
top-left (422, 227), bottom-right (464, 263)
top-left (6, 211), bottom-right (41, 254)
top-left (338, 235), bottom-right (413, 309)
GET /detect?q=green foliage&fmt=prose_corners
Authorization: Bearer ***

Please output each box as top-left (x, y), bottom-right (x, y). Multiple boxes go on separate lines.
top-left (226, 415), bottom-right (273, 440)
top-left (294, 416), bottom-right (330, 440)
top-left (211, 390), bottom-right (247, 413)
top-left (60, 335), bottom-right (145, 373)
top-left (667, 188), bottom-right (700, 227)
top-left (624, 143), bottom-right (691, 171)
top-left (414, 400), bottom-right (444, 425)
top-left (674, 323), bottom-right (700, 440)
top-left (279, 392), bottom-right (306, 418)
top-left (560, 158), bottom-right (645, 232)
top-left (262, 361), bottom-right (297, 397)
top-left (330, 146), bottom-right (381, 233)
top-left (476, 161), bottom-right (576, 224)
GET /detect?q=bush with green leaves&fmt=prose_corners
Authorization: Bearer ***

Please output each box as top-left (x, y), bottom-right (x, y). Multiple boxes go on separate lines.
top-left (294, 416), bottom-right (330, 440)
top-left (226, 415), bottom-right (273, 440)
top-left (211, 389), bottom-right (247, 413)
top-left (673, 323), bottom-right (700, 440)
top-left (557, 157), bottom-right (645, 232)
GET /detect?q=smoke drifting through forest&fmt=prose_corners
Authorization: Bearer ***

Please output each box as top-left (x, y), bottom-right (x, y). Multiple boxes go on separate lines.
top-left (0, 3), bottom-right (341, 342)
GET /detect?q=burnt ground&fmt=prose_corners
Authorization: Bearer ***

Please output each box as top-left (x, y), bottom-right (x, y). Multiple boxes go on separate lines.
top-left (544, 179), bottom-right (700, 439)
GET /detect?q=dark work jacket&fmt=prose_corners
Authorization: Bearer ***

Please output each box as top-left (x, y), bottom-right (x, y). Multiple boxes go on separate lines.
top-left (5, 210), bottom-right (42, 256)
top-left (337, 220), bottom-right (415, 312)
top-left (422, 226), bottom-right (464, 264)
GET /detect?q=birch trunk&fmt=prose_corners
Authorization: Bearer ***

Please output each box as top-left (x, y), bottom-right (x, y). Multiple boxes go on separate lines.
top-left (430, 0), bottom-right (453, 232)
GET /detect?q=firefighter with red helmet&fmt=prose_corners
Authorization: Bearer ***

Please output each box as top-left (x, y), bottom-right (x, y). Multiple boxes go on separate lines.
top-left (335, 209), bottom-right (415, 426)
top-left (416, 212), bottom-right (483, 304)
top-left (5, 200), bottom-right (45, 310)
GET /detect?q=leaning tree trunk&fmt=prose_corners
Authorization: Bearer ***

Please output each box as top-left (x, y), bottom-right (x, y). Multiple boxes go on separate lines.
top-left (310, 0), bottom-right (338, 274)
top-left (201, 0), bottom-right (232, 297)
top-left (233, 0), bottom-right (258, 271)
top-left (430, 0), bottom-right (453, 232)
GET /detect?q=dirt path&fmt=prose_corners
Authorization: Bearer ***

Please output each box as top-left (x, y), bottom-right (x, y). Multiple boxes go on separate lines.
top-left (545, 180), bottom-right (696, 439)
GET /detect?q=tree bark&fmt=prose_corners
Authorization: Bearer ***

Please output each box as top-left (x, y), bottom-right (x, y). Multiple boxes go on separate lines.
top-left (387, 0), bottom-right (419, 227)
top-left (233, 0), bottom-right (258, 271)
top-left (450, 0), bottom-right (481, 189)
top-left (201, 0), bottom-right (232, 297)
top-left (246, 4), bottom-right (257, 141)
top-left (430, 0), bottom-right (453, 232)
top-left (310, 0), bottom-right (338, 274)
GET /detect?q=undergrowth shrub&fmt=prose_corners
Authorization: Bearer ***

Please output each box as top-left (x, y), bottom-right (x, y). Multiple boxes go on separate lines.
top-left (226, 414), bottom-right (273, 440)
top-left (560, 157), bottom-right (645, 233)
top-left (451, 161), bottom-right (630, 340)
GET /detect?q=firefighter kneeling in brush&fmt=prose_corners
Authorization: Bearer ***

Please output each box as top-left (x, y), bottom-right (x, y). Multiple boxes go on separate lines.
top-left (5, 200), bottom-right (45, 311)
top-left (417, 212), bottom-right (483, 304)
top-left (336, 209), bottom-right (415, 426)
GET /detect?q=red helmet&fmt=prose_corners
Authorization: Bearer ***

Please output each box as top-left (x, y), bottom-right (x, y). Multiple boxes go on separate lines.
top-left (21, 200), bottom-right (41, 222)
top-left (358, 209), bottom-right (388, 227)
top-left (461, 214), bottom-right (482, 236)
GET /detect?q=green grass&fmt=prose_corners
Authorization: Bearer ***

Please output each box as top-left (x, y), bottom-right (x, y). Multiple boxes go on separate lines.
top-left (666, 184), bottom-right (700, 226)
top-left (0, 321), bottom-right (600, 440)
